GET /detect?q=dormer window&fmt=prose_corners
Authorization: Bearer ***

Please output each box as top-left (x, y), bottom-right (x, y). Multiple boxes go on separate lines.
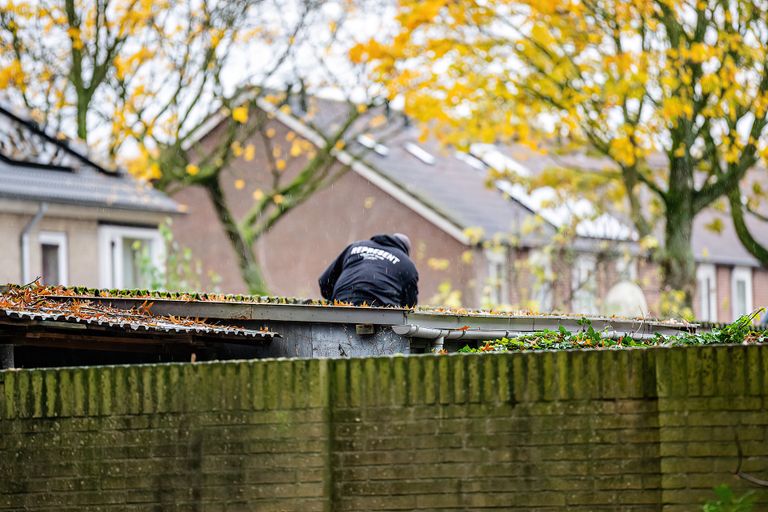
top-left (404, 142), bottom-right (435, 165)
top-left (356, 134), bottom-right (389, 156)
top-left (454, 151), bottom-right (486, 171)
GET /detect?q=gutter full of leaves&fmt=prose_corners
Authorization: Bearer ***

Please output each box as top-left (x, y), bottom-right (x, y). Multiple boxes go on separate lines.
top-left (459, 310), bottom-right (767, 353)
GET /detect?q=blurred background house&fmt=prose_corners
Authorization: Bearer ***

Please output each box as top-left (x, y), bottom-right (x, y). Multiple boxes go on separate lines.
top-left (0, 106), bottom-right (182, 289)
top-left (172, 95), bottom-right (768, 321)
top-left (1, 97), bottom-right (763, 323)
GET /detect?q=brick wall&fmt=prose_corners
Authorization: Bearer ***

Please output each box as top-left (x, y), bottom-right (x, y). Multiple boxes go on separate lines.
top-left (171, 116), bottom-right (474, 304)
top-left (2, 347), bottom-right (767, 510)
top-left (753, 268), bottom-right (768, 321)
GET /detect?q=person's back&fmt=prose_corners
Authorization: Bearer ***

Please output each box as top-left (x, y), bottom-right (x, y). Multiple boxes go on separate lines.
top-left (318, 234), bottom-right (418, 307)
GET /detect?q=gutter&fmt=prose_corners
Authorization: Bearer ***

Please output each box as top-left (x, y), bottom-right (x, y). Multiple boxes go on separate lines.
top-left (20, 202), bottom-right (48, 283)
top-left (393, 323), bottom-right (664, 345)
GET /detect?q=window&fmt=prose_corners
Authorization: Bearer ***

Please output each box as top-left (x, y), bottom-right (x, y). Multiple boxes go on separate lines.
top-left (38, 231), bottom-right (68, 286)
top-left (571, 254), bottom-right (598, 314)
top-left (731, 266), bottom-right (753, 320)
top-left (528, 250), bottom-right (553, 312)
top-left (485, 248), bottom-right (508, 306)
top-left (696, 264), bottom-right (717, 322)
top-left (616, 256), bottom-right (637, 282)
top-left (404, 142), bottom-right (436, 165)
top-left (99, 226), bottom-right (164, 289)
top-left (356, 134), bottom-right (389, 156)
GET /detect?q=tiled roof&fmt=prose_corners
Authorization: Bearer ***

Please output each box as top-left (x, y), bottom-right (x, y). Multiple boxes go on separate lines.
top-left (285, 96), bottom-right (768, 265)
top-left (0, 160), bottom-right (181, 213)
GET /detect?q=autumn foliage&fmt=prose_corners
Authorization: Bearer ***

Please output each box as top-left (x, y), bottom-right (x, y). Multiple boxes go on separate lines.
top-left (355, 0), bottom-right (768, 312)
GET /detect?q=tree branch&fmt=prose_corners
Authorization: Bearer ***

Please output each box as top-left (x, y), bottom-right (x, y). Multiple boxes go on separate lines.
top-left (727, 185), bottom-right (768, 265)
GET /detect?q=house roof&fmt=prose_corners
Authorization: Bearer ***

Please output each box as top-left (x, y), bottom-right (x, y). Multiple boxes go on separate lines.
top-left (0, 105), bottom-right (181, 214)
top-left (286, 95), bottom-right (767, 266)
top-left (195, 92), bottom-right (767, 266)
top-left (282, 96), bottom-right (638, 247)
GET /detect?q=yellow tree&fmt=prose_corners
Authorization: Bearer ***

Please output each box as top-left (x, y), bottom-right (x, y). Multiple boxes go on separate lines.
top-left (354, 0), bottom-right (768, 310)
top-left (1, 0), bottom-right (387, 294)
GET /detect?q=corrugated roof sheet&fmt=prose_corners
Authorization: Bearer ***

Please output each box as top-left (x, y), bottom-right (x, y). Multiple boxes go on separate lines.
top-left (0, 287), bottom-right (277, 341)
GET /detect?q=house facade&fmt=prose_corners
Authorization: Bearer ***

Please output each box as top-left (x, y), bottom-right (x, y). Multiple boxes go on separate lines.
top-left (0, 106), bottom-right (181, 289)
top-left (172, 95), bottom-right (767, 322)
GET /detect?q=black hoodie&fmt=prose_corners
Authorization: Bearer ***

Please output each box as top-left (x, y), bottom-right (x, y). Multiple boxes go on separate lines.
top-left (318, 234), bottom-right (419, 307)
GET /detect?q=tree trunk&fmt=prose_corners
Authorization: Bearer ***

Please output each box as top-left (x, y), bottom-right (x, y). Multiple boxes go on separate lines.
top-left (661, 197), bottom-right (696, 312)
top-left (76, 96), bottom-right (88, 142)
top-left (205, 178), bottom-right (269, 295)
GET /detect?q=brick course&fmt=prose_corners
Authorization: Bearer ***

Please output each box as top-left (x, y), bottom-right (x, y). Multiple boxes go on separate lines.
top-left (2, 346), bottom-right (767, 510)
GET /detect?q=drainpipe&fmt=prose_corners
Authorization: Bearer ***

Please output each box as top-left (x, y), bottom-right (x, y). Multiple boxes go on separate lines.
top-left (20, 202), bottom-right (48, 284)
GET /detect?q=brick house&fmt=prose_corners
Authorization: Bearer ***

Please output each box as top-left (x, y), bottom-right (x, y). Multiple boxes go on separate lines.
top-left (0, 105), bottom-right (181, 289)
top-left (172, 95), bottom-right (768, 321)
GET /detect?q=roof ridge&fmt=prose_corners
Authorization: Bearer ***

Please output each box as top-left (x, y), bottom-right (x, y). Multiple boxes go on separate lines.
top-left (0, 104), bottom-right (118, 176)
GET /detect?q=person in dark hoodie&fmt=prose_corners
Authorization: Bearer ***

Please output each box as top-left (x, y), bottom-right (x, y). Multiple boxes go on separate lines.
top-left (319, 233), bottom-right (419, 307)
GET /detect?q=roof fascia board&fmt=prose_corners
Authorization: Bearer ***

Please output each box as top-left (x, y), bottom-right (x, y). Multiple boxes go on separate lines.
top-left (0, 198), bottom-right (175, 223)
top-left (0, 192), bottom-right (181, 216)
top-left (256, 98), bottom-right (471, 245)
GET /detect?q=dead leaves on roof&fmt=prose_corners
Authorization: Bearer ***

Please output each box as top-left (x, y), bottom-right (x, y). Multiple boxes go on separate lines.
top-left (0, 284), bottom-right (240, 333)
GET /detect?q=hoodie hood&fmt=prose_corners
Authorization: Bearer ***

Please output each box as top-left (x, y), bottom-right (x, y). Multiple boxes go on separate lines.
top-left (370, 234), bottom-right (410, 255)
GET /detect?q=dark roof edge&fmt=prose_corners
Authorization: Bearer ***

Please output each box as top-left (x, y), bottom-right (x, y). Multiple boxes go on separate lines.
top-left (0, 105), bottom-right (117, 176)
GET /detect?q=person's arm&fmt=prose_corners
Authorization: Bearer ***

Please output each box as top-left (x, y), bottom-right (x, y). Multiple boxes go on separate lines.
top-left (318, 246), bottom-right (349, 300)
top-left (403, 270), bottom-right (419, 308)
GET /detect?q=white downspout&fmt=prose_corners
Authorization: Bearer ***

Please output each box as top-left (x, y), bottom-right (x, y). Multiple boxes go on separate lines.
top-left (20, 202), bottom-right (48, 284)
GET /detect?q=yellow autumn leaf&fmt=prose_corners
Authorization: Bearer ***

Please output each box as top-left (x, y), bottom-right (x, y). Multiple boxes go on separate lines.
top-left (234, 179), bottom-right (245, 190)
top-left (244, 144), bottom-right (256, 161)
top-left (252, 189), bottom-right (264, 200)
top-left (276, 159), bottom-right (286, 171)
top-left (368, 114), bottom-right (387, 128)
top-left (705, 218), bottom-right (724, 234)
top-left (427, 258), bottom-right (450, 271)
top-left (185, 164), bottom-right (200, 176)
top-left (273, 194), bottom-right (285, 205)
top-left (363, 196), bottom-right (375, 209)
top-left (266, 128), bottom-right (276, 138)
top-left (232, 106), bottom-right (248, 124)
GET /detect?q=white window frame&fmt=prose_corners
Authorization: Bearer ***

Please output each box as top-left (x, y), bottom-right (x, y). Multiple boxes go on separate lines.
top-left (98, 225), bottom-right (164, 289)
top-left (696, 264), bottom-right (718, 322)
top-left (528, 249), bottom-right (553, 312)
top-left (616, 257), bottom-right (638, 282)
top-left (485, 248), bottom-right (509, 306)
top-left (731, 266), bottom-right (753, 320)
top-left (38, 231), bottom-right (68, 286)
top-left (571, 254), bottom-right (598, 314)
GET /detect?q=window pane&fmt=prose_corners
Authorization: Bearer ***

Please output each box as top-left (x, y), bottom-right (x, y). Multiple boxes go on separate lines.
top-left (41, 244), bottom-right (60, 285)
top-left (122, 238), bottom-right (151, 289)
top-left (735, 280), bottom-right (747, 318)
top-left (572, 257), bottom-right (597, 314)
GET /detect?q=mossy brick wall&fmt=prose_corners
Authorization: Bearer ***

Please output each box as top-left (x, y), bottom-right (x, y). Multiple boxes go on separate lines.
top-left (1, 346), bottom-right (767, 511)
